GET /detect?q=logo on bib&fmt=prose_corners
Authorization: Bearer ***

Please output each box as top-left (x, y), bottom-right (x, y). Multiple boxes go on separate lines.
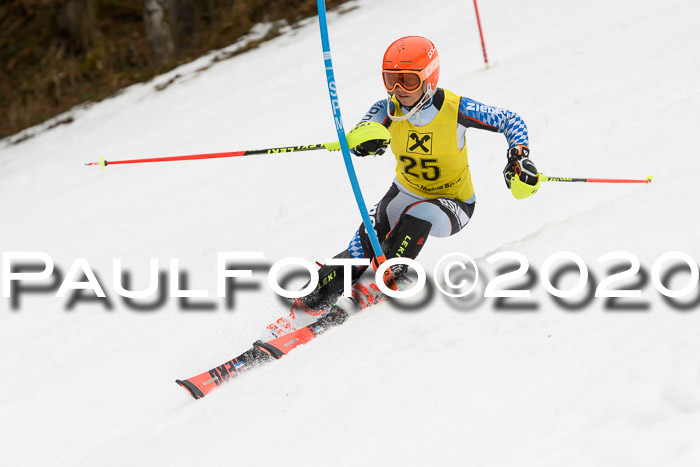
top-left (407, 131), bottom-right (433, 155)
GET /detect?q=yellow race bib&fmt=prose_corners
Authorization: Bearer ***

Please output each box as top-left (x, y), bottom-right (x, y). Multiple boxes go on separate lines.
top-left (390, 89), bottom-right (474, 201)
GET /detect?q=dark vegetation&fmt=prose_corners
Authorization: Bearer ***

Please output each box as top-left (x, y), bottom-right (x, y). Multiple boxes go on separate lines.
top-left (0, 0), bottom-right (350, 139)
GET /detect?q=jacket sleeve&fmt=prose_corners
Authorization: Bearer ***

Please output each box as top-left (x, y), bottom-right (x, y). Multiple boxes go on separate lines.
top-left (458, 96), bottom-right (529, 148)
top-left (358, 99), bottom-right (393, 128)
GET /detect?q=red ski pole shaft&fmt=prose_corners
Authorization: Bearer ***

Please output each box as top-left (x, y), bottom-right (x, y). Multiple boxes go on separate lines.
top-left (541, 174), bottom-right (654, 184)
top-left (473, 0), bottom-right (489, 67)
top-left (85, 143), bottom-right (329, 169)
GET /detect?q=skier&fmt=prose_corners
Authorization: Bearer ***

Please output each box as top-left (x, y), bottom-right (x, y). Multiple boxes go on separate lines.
top-left (301, 36), bottom-right (540, 309)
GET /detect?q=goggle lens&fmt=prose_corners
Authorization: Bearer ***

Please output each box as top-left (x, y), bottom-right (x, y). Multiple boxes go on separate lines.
top-left (383, 71), bottom-right (422, 92)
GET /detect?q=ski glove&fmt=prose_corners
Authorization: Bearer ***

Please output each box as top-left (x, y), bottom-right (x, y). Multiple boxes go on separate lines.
top-left (503, 145), bottom-right (538, 188)
top-left (352, 139), bottom-right (388, 157)
top-left (503, 145), bottom-right (541, 199)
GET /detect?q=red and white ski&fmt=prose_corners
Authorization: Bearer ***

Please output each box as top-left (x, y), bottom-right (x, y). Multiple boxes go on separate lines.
top-left (176, 277), bottom-right (409, 399)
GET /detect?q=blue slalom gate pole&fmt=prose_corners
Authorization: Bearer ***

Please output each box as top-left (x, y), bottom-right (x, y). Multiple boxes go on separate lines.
top-left (315, 0), bottom-right (390, 267)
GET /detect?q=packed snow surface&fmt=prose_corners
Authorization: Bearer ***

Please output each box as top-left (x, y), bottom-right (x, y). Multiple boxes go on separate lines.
top-left (2, 0), bottom-right (700, 465)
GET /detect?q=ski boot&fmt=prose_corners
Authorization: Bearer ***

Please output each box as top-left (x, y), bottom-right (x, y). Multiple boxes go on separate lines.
top-left (372, 213), bottom-right (433, 278)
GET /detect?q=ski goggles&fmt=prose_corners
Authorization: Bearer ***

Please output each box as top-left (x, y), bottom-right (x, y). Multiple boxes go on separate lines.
top-left (382, 70), bottom-right (425, 93)
top-left (382, 57), bottom-right (439, 93)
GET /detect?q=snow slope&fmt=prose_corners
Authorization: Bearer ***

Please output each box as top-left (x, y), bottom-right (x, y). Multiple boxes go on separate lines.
top-left (2, 0), bottom-right (700, 465)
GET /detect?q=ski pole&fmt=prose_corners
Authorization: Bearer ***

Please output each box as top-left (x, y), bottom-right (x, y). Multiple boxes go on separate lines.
top-left (85, 143), bottom-right (334, 169)
top-left (84, 123), bottom-right (391, 169)
top-left (540, 174), bottom-right (654, 184)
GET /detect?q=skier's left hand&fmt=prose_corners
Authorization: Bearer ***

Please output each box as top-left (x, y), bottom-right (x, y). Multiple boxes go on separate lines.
top-left (503, 145), bottom-right (538, 188)
top-left (503, 145), bottom-right (541, 199)
top-left (353, 139), bottom-right (388, 157)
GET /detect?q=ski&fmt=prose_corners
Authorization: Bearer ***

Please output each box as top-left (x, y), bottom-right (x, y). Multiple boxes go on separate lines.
top-left (176, 276), bottom-right (411, 400)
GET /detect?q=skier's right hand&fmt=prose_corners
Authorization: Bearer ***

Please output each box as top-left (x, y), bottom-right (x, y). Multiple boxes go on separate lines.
top-left (353, 139), bottom-right (388, 157)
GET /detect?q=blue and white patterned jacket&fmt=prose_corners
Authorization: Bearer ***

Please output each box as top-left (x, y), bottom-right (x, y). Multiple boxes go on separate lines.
top-left (358, 88), bottom-right (529, 150)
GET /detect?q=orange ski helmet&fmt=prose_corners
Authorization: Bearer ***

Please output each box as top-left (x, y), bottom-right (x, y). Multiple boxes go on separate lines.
top-left (382, 36), bottom-right (440, 95)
